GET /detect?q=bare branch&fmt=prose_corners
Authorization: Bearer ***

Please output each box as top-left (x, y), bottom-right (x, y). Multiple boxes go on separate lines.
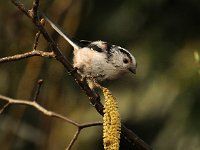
top-left (0, 50), bottom-right (55, 63)
top-left (0, 95), bottom-right (75, 126)
top-left (12, 0), bottom-right (103, 114)
top-left (0, 95), bottom-right (102, 127)
top-left (8, 0), bottom-right (152, 149)
top-left (79, 121), bottom-right (102, 129)
top-left (11, 0), bottom-right (30, 17)
top-left (31, 0), bottom-right (39, 19)
top-left (0, 102), bottom-right (9, 114)
top-left (122, 125), bottom-right (152, 150)
top-left (33, 79), bottom-right (43, 101)
top-left (33, 31), bottom-right (41, 50)
top-left (0, 94), bottom-right (102, 149)
top-left (67, 121), bottom-right (102, 150)
top-left (66, 129), bottom-right (80, 150)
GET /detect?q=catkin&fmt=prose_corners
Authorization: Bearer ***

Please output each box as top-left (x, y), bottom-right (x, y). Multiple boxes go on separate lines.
top-left (102, 88), bottom-right (121, 150)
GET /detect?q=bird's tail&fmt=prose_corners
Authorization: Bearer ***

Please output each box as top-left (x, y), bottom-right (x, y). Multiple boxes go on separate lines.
top-left (41, 13), bottom-right (81, 50)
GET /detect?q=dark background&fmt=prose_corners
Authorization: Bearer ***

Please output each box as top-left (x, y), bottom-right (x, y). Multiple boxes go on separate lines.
top-left (0, 0), bottom-right (200, 150)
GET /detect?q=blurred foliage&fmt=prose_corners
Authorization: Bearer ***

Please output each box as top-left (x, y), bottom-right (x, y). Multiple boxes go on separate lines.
top-left (194, 51), bottom-right (200, 74)
top-left (0, 0), bottom-right (200, 150)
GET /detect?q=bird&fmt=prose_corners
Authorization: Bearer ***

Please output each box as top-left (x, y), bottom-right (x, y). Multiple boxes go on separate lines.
top-left (42, 14), bottom-right (137, 89)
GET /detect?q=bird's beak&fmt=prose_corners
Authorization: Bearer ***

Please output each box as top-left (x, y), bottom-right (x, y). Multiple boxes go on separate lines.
top-left (128, 67), bottom-right (136, 74)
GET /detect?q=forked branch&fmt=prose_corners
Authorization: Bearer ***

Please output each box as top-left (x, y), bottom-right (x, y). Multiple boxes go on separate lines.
top-left (0, 0), bottom-right (153, 149)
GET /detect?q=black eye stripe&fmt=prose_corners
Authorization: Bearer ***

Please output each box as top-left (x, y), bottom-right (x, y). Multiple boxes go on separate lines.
top-left (118, 47), bottom-right (132, 63)
top-left (86, 42), bottom-right (133, 64)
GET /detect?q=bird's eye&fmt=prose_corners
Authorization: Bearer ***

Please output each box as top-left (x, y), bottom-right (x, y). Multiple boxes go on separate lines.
top-left (123, 58), bottom-right (129, 64)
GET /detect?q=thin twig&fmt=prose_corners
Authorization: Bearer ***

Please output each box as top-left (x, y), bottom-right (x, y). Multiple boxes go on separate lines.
top-left (66, 129), bottom-right (80, 150)
top-left (11, 0), bottom-right (30, 17)
top-left (33, 79), bottom-right (43, 101)
top-left (12, 0), bottom-right (104, 113)
top-left (66, 120), bottom-right (102, 150)
top-left (79, 121), bottom-right (102, 129)
top-left (31, 0), bottom-right (39, 19)
top-left (121, 125), bottom-right (152, 150)
top-left (9, 0), bottom-right (152, 149)
top-left (0, 102), bottom-right (9, 114)
top-left (0, 50), bottom-right (55, 63)
top-left (0, 94), bottom-right (102, 128)
top-left (0, 95), bottom-right (77, 126)
top-left (33, 32), bottom-right (41, 50)
top-left (0, 94), bottom-right (102, 150)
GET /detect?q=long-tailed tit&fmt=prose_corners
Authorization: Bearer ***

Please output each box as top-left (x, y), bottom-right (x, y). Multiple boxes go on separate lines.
top-left (43, 15), bottom-right (137, 89)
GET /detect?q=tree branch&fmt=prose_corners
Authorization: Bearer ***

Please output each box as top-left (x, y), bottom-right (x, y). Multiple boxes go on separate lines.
top-left (33, 31), bottom-right (41, 50)
top-left (0, 50), bottom-right (55, 63)
top-left (66, 129), bottom-right (80, 150)
top-left (7, 0), bottom-right (152, 149)
top-left (0, 95), bottom-right (101, 128)
top-left (33, 79), bottom-right (44, 101)
top-left (0, 94), bottom-right (102, 150)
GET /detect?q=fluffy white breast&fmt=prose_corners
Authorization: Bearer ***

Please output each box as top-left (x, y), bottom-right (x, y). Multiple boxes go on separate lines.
top-left (73, 47), bottom-right (122, 81)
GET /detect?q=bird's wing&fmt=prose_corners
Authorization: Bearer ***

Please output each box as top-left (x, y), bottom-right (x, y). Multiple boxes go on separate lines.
top-left (79, 40), bottom-right (92, 46)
